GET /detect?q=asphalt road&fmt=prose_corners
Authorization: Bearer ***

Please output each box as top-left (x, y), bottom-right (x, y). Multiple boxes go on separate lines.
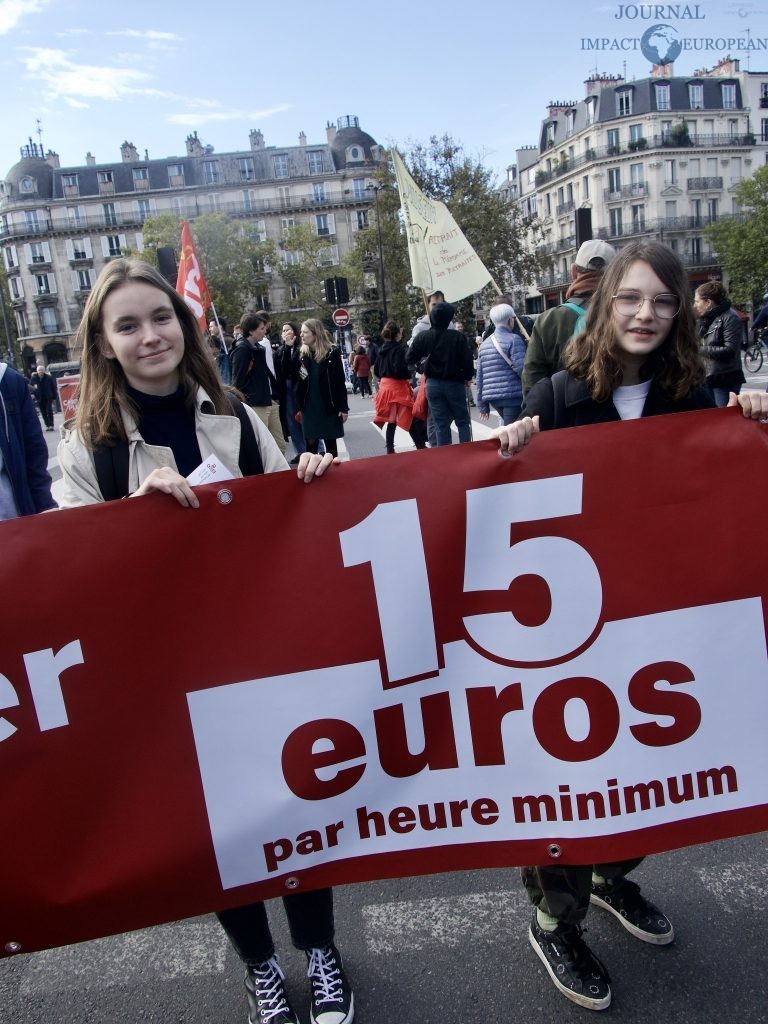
top-left (14, 366), bottom-right (768, 1023)
top-left (1, 834), bottom-right (766, 1023)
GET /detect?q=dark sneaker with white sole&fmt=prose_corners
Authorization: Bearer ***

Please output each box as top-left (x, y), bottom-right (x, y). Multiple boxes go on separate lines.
top-left (529, 915), bottom-right (611, 1011)
top-left (306, 945), bottom-right (354, 1024)
top-left (244, 956), bottom-right (299, 1024)
top-left (590, 878), bottom-right (674, 945)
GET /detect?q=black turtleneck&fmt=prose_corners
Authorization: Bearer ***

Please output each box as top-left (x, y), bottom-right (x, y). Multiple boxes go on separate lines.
top-left (126, 385), bottom-right (202, 478)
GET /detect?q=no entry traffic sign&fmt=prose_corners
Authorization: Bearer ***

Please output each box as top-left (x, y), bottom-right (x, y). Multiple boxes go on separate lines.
top-left (332, 308), bottom-right (350, 327)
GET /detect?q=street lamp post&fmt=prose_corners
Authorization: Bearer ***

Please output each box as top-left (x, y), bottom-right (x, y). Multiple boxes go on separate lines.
top-left (367, 184), bottom-right (388, 322)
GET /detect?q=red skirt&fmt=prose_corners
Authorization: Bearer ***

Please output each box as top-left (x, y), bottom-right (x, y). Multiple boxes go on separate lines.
top-left (373, 377), bottom-right (415, 431)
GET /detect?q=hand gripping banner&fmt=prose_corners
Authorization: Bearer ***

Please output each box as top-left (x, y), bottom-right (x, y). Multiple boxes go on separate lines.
top-left (2, 409), bottom-right (768, 957)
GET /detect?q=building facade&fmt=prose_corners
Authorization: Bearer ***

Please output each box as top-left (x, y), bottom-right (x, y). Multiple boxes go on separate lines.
top-left (504, 58), bottom-right (767, 312)
top-left (0, 115), bottom-right (381, 369)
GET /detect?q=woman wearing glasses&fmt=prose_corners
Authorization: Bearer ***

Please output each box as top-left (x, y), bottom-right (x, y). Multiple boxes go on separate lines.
top-left (493, 240), bottom-right (768, 1012)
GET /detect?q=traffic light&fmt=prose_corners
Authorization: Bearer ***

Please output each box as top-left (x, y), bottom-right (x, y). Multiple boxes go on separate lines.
top-left (334, 277), bottom-right (350, 304)
top-left (322, 278), bottom-right (337, 305)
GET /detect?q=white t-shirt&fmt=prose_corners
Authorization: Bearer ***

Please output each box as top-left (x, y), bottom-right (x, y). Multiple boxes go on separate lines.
top-left (612, 379), bottom-right (651, 421)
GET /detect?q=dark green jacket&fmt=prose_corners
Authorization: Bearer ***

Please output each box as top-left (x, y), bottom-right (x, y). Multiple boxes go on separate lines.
top-left (522, 297), bottom-right (589, 395)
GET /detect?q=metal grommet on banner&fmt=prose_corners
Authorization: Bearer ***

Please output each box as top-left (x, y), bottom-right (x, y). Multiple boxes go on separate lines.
top-left (285, 876), bottom-right (300, 890)
top-left (498, 449), bottom-right (512, 459)
top-left (217, 488), bottom-right (234, 505)
top-left (546, 843), bottom-right (562, 859)
top-left (4, 942), bottom-right (22, 954)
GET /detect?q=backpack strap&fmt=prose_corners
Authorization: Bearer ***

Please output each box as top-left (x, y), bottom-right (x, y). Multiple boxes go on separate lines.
top-left (226, 393), bottom-right (264, 477)
top-left (93, 442), bottom-right (130, 502)
top-left (92, 396), bottom-right (264, 499)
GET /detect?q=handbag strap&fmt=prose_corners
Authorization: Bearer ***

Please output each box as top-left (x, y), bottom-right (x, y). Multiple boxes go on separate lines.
top-left (492, 333), bottom-right (514, 369)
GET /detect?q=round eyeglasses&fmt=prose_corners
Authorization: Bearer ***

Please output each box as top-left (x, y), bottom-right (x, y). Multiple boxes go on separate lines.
top-left (612, 292), bottom-right (680, 319)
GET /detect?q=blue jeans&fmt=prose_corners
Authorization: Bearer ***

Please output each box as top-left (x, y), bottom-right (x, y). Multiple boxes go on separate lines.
top-left (427, 378), bottom-right (471, 446)
top-left (490, 399), bottom-right (522, 425)
top-left (709, 382), bottom-right (741, 408)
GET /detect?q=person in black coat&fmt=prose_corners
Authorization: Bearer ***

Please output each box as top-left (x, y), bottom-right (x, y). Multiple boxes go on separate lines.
top-left (693, 280), bottom-right (746, 407)
top-left (286, 319), bottom-right (348, 458)
top-left (492, 240), bottom-right (768, 1013)
top-left (407, 301), bottom-right (474, 446)
top-left (30, 364), bottom-right (58, 430)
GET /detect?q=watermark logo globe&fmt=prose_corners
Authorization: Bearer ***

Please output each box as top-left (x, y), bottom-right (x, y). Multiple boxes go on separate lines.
top-left (641, 23), bottom-right (683, 65)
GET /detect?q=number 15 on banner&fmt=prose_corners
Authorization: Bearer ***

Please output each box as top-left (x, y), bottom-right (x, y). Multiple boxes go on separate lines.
top-left (340, 474), bottom-right (603, 684)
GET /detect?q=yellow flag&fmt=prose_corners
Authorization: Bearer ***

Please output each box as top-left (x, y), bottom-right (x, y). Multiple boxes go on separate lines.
top-left (392, 150), bottom-right (492, 302)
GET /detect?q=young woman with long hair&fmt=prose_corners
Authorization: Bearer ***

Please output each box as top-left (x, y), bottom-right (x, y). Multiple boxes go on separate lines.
top-left (493, 240), bottom-right (768, 1012)
top-left (372, 319), bottom-right (427, 453)
top-left (693, 279), bottom-right (746, 407)
top-left (288, 318), bottom-right (349, 458)
top-left (57, 260), bottom-right (353, 1024)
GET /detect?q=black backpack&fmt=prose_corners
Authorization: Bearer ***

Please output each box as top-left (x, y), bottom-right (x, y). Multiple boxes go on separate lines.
top-left (93, 394), bottom-right (264, 501)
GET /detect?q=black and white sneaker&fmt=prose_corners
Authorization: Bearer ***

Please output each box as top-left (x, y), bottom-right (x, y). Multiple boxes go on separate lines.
top-left (244, 956), bottom-right (300, 1024)
top-left (590, 878), bottom-right (674, 945)
top-left (529, 915), bottom-right (611, 1011)
top-left (306, 945), bottom-right (354, 1024)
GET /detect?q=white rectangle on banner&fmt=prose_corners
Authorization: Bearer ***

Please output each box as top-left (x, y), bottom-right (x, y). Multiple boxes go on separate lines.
top-left (187, 597), bottom-right (768, 890)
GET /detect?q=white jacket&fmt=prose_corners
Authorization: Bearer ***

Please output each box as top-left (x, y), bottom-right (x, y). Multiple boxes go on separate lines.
top-left (58, 387), bottom-right (288, 507)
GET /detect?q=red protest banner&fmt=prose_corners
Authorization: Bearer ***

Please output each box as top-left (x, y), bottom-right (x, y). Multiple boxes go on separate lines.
top-left (176, 220), bottom-right (211, 331)
top-left (2, 408), bottom-right (768, 958)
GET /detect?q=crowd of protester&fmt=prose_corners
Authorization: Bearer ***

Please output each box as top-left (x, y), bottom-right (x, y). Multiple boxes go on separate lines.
top-left (4, 246), bottom-right (768, 1023)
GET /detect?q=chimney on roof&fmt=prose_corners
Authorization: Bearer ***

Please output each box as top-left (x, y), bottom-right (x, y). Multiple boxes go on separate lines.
top-left (299, 131), bottom-right (307, 146)
top-left (185, 132), bottom-right (204, 157)
top-left (85, 152), bottom-right (95, 166)
top-left (585, 72), bottom-right (625, 96)
top-left (45, 150), bottom-right (60, 169)
top-left (711, 56), bottom-right (740, 76)
top-left (249, 129), bottom-right (265, 150)
top-left (326, 121), bottom-right (337, 143)
top-left (120, 141), bottom-right (140, 162)
top-left (651, 63), bottom-right (673, 77)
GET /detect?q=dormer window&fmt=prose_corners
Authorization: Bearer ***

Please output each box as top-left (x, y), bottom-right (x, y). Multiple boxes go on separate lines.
top-left (565, 110), bottom-right (575, 135)
top-left (19, 177), bottom-right (35, 194)
top-left (586, 97), bottom-right (597, 125)
top-left (655, 83), bottom-right (671, 111)
top-left (346, 146), bottom-right (363, 162)
top-left (616, 90), bottom-right (633, 117)
top-left (689, 83), bottom-right (704, 109)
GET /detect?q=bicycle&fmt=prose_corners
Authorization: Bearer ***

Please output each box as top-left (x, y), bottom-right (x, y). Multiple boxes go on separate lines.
top-left (744, 339), bottom-right (764, 374)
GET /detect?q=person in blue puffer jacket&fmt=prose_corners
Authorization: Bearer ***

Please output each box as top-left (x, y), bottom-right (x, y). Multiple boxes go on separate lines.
top-left (476, 303), bottom-right (526, 425)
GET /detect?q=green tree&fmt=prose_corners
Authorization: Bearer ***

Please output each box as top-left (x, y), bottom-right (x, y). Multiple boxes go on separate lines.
top-left (340, 159), bottom-right (423, 333)
top-left (137, 213), bottom-right (276, 328)
top-left (278, 223), bottom-right (336, 321)
top-left (0, 266), bottom-right (19, 367)
top-left (406, 135), bottom-right (545, 323)
top-left (707, 166), bottom-right (768, 308)
top-left (342, 141), bottom-right (546, 335)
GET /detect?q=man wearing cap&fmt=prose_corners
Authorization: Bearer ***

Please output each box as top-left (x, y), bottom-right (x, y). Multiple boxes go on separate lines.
top-left (522, 240), bottom-right (616, 394)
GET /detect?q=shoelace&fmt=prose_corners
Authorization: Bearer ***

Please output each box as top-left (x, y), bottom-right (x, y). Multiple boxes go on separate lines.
top-left (307, 947), bottom-right (343, 1004)
top-left (565, 927), bottom-right (611, 983)
top-left (251, 956), bottom-right (292, 1023)
top-left (607, 880), bottom-right (660, 918)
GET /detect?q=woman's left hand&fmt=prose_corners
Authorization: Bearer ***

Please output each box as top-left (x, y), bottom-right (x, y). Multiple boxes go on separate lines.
top-left (728, 390), bottom-right (768, 421)
top-left (339, 412), bottom-right (348, 423)
top-left (296, 452), bottom-right (338, 483)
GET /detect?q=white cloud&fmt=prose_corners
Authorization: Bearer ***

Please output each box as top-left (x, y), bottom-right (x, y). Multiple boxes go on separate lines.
top-left (167, 104), bottom-right (292, 126)
top-left (106, 29), bottom-right (182, 41)
top-left (19, 48), bottom-right (153, 102)
top-left (55, 28), bottom-right (94, 38)
top-left (0, 0), bottom-right (50, 35)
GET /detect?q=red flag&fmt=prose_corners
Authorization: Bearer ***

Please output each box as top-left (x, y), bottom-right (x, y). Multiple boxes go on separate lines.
top-left (176, 221), bottom-right (211, 330)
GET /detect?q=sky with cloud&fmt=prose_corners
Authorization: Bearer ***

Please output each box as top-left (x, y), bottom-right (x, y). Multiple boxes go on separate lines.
top-left (0, 0), bottom-right (766, 179)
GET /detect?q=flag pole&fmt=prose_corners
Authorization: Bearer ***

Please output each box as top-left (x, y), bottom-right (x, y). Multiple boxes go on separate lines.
top-left (210, 302), bottom-right (228, 354)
